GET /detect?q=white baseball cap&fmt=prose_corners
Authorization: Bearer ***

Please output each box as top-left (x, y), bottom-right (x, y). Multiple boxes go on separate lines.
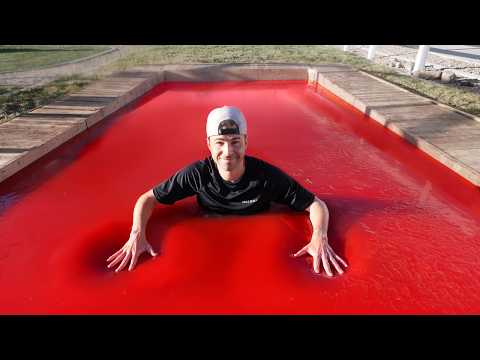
top-left (206, 106), bottom-right (247, 137)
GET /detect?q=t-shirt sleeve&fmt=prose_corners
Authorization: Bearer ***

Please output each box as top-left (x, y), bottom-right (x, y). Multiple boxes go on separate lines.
top-left (152, 162), bottom-right (203, 205)
top-left (265, 162), bottom-right (315, 211)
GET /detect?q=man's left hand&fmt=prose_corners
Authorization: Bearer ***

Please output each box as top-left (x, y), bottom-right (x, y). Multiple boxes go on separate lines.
top-left (293, 230), bottom-right (347, 276)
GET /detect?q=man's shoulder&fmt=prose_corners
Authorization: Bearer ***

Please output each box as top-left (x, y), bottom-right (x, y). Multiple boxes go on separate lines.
top-left (246, 155), bottom-right (280, 173)
top-left (246, 155), bottom-right (267, 167)
top-left (173, 157), bottom-right (210, 178)
top-left (187, 157), bottom-right (210, 169)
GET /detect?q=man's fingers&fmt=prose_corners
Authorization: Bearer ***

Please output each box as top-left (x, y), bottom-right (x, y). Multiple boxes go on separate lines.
top-left (107, 248), bottom-right (124, 262)
top-left (328, 251), bottom-right (344, 275)
top-left (107, 251), bottom-right (125, 268)
top-left (128, 249), bottom-right (138, 271)
top-left (321, 250), bottom-right (333, 277)
top-left (328, 245), bottom-right (348, 267)
top-left (148, 245), bottom-right (158, 257)
top-left (115, 251), bottom-right (131, 272)
top-left (334, 254), bottom-right (348, 268)
top-left (313, 255), bottom-right (320, 274)
top-left (294, 245), bottom-right (309, 257)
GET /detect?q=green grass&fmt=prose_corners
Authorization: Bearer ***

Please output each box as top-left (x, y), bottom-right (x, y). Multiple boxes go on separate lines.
top-left (99, 45), bottom-right (354, 70)
top-left (0, 45), bottom-right (111, 73)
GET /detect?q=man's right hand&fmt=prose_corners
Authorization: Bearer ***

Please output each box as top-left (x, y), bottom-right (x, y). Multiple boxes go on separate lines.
top-left (106, 228), bottom-right (158, 272)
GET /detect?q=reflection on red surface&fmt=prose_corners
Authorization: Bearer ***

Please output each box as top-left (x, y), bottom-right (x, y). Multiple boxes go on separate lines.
top-left (1, 81), bottom-right (479, 314)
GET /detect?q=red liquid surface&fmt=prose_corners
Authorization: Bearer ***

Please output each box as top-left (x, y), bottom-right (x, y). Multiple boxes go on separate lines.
top-left (1, 81), bottom-right (480, 314)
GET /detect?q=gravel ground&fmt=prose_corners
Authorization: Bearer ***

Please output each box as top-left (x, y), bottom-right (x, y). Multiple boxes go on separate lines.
top-left (340, 45), bottom-right (480, 92)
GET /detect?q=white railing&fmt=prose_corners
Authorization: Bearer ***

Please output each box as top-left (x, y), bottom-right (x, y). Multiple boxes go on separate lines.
top-left (343, 45), bottom-right (431, 72)
top-left (413, 45), bottom-right (430, 73)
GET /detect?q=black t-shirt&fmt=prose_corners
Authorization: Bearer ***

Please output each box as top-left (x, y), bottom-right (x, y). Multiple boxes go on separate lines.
top-left (152, 155), bottom-right (315, 215)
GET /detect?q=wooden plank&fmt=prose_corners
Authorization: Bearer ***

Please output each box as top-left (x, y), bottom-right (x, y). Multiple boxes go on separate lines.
top-left (432, 140), bottom-right (480, 151)
top-left (73, 90), bottom-right (123, 97)
top-left (60, 95), bottom-right (116, 102)
top-left (0, 124), bottom-right (85, 183)
top-left (19, 114), bottom-right (88, 121)
top-left (423, 131), bottom-right (480, 141)
top-left (75, 85), bottom-right (130, 92)
top-left (315, 64), bottom-right (356, 74)
top-left (352, 93), bottom-right (424, 102)
top-left (405, 119), bottom-right (476, 136)
top-left (359, 100), bottom-right (434, 110)
top-left (31, 107), bottom-right (96, 116)
top-left (7, 117), bottom-right (86, 127)
top-left (0, 123), bottom-right (76, 149)
top-left (448, 149), bottom-right (480, 169)
top-left (421, 128), bottom-right (480, 139)
top-left (376, 105), bottom-right (447, 120)
top-left (0, 153), bottom-right (26, 167)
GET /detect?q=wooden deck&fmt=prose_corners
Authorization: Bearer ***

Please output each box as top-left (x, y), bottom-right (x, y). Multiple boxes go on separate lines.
top-left (1, 63), bottom-right (479, 187)
top-left (308, 64), bottom-right (480, 186)
top-left (0, 70), bottom-right (162, 183)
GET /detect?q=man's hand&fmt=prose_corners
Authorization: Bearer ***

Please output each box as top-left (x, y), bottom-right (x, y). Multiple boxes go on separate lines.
top-left (106, 228), bottom-right (158, 272)
top-left (293, 230), bottom-right (347, 277)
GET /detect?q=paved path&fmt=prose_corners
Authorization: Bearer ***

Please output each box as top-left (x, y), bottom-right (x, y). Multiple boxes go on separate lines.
top-left (0, 45), bottom-right (139, 89)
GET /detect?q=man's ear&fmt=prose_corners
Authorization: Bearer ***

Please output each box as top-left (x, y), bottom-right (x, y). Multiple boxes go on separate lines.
top-left (206, 137), bottom-right (212, 152)
top-left (244, 135), bottom-right (248, 149)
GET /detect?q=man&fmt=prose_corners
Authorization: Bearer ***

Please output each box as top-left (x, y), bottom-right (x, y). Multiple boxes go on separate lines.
top-left (107, 106), bottom-right (347, 276)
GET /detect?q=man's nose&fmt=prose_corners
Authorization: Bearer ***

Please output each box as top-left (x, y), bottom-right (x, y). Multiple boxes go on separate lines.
top-left (223, 142), bottom-right (234, 155)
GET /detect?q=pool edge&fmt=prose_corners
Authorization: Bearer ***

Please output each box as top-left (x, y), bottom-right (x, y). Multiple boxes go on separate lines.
top-left (1, 63), bottom-right (480, 188)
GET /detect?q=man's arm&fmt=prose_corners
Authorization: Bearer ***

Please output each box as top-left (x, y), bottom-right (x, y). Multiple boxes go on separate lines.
top-left (131, 190), bottom-right (158, 233)
top-left (294, 197), bottom-right (348, 276)
top-left (305, 196), bottom-right (330, 234)
top-left (106, 189), bottom-right (159, 272)
top-left (106, 161), bottom-right (203, 272)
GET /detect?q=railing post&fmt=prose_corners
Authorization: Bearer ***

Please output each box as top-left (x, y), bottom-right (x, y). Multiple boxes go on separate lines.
top-left (367, 45), bottom-right (378, 60)
top-left (413, 45), bottom-right (430, 73)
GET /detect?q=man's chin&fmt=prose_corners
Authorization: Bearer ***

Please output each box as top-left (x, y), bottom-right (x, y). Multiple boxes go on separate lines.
top-left (220, 164), bottom-right (235, 171)
top-left (219, 160), bottom-right (237, 171)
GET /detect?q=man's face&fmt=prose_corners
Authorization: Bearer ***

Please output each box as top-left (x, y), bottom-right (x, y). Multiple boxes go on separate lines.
top-left (207, 134), bottom-right (248, 172)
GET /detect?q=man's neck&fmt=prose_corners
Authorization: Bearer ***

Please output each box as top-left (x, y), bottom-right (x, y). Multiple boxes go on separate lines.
top-left (217, 160), bottom-right (246, 183)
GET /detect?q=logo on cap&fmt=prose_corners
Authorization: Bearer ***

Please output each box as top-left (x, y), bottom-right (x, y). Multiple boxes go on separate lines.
top-left (218, 119), bottom-right (240, 135)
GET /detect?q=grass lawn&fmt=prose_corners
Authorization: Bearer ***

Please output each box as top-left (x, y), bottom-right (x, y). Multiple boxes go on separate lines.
top-left (1, 45), bottom-right (479, 122)
top-left (0, 45), bottom-right (111, 73)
